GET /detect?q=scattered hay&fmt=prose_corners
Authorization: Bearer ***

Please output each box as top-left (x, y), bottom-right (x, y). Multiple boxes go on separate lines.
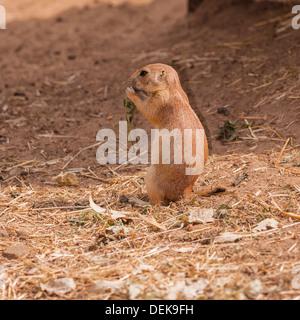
top-left (0, 150), bottom-right (299, 300)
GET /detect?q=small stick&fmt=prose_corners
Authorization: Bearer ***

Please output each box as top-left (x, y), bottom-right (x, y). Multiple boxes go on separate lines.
top-left (252, 80), bottom-right (274, 91)
top-left (62, 141), bottom-right (104, 170)
top-left (5, 160), bottom-right (36, 172)
top-left (274, 137), bottom-right (290, 167)
top-left (38, 134), bottom-right (79, 139)
top-left (80, 173), bottom-right (109, 183)
top-left (239, 116), bottom-right (265, 120)
top-left (253, 12), bottom-right (293, 28)
top-left (104, 85), bottom-right (108, 100)
top-left (13, 213), bottom-right (34, 224)
top-left (249, 194), bottom-right (300, 220)
top-left (227, 78), bottom-right (242, 87)
top-left (244, 119), bottom-right (258, 140)
top-left (273, 139), bottom-right (300, 175)
top-left (253, 97), bottom-right (270, 109)
top-left (30, 206), bottom-right (89, 211)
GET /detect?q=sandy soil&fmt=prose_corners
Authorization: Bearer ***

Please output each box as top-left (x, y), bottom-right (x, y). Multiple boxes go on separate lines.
top-left (0, 0), bottom-right (299, 300)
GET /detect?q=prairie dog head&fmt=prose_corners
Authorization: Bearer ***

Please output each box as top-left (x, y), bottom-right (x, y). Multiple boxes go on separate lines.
top-left (126, 63), bottom-right (187, 126)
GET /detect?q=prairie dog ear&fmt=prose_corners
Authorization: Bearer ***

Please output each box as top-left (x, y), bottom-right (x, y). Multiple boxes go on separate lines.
top-left (156, 70), bottom-right (166, 81)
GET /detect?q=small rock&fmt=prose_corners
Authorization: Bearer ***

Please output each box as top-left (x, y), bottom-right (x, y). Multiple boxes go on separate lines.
top-left (40, 278), bottom-right (76, 296)
top-left (3, 243), bottom-right (29, 259)
top-left (244, 279), bottom-right (263, 299)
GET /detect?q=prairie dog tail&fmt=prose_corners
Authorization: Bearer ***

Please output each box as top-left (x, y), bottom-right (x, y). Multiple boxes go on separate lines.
top-left (196, 187), bottom-right (226, 197)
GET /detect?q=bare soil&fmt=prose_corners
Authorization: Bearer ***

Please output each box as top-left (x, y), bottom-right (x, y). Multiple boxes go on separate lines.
top-left (0, 0), bottom-right (299, 300)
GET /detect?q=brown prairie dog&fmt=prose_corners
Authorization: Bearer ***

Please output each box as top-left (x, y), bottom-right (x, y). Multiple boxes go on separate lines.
top-left (126, 63), bottom-right (208, 204)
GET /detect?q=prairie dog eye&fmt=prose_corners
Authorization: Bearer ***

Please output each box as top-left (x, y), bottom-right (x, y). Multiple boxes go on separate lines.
top-left (140, 70), bottom-right (148, 77)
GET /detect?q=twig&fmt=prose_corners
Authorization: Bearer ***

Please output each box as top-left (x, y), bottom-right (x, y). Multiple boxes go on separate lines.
top-left (274, 138), bottom-right (300, 176)
top-left (274, 137), bottom-right (290, 167)
top-left (62, 142), bottom-right (104, 170)
top-left (252, 12), bottom-right (293, 28)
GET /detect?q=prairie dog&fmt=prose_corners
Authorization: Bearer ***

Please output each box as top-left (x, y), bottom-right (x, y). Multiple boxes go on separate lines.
top-left (126, 63), bottom-right (208, 204)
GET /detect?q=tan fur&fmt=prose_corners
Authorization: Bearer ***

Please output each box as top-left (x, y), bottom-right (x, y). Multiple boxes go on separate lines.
top-left (126, 63), bottom-right (209, 204)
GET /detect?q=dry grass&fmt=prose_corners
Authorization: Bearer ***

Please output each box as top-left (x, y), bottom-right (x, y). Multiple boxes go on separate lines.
top-left (0, 145), bottom-right (299, 300)
top-left (0, 0), bottom-right (300, 300)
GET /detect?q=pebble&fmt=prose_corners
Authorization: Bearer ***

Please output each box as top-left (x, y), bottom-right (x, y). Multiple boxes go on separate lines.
top-left (3, 243), bottom-right (29, 259)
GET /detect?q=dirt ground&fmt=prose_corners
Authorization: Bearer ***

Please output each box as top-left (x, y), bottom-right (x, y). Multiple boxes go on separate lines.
top-left (0, 0), bottom-right (299, 300)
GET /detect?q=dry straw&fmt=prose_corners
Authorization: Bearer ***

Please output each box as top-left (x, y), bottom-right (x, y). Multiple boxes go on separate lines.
top-left (0, 145), bottom-right (299, 299)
